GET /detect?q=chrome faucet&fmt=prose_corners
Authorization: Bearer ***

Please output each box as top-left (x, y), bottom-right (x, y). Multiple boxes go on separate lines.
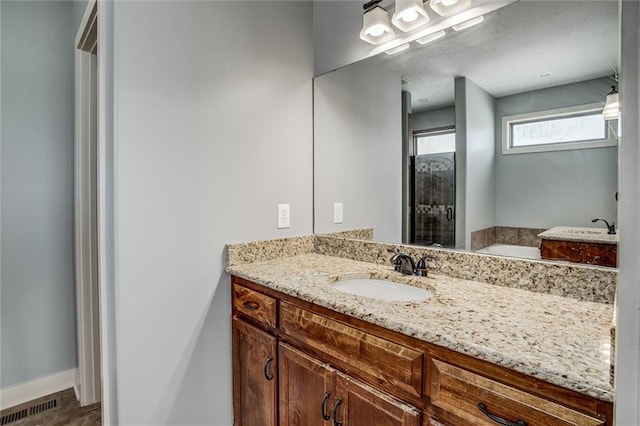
top-left (591, 218), bottom-right (616, 235)
top-left (388, 249), bottom-right (436, 277)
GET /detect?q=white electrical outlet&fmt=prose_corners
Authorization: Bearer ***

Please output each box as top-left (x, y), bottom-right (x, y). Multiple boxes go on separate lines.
top-left (333, 202), bottom-right (343, 224)
top-left (278, 204), bottom-right (290, 229)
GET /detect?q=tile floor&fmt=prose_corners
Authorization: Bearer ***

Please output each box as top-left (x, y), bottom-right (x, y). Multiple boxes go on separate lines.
top-left (0, 388), bottom-right (101, 426)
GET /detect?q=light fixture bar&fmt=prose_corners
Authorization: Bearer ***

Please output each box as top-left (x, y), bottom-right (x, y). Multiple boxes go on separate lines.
top-left (452, 15), bottom-right (484, 31)
top-left (416, 30), bottom-right (446, 44)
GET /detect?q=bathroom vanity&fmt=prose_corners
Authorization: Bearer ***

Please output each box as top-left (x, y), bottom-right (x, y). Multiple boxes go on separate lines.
top-left (538, 227), bottom-right (618, 268)
top-left (227, 237), bottom-right (615, 426)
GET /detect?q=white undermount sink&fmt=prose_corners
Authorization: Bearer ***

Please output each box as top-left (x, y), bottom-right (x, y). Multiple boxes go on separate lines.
top-left (332, 278), bottom-right (434, 302)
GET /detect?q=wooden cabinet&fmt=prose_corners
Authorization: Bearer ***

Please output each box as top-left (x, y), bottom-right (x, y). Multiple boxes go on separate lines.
top-left (539, 239), bottom-right (617, 267)
top-left (280, 301), bottom-right (423, 399)
top-left (279, 343), bottom-right (336, 425)
top-left (232, 317), bottom-right (277, 426)
top-left (335, 372), bottom-right (421, 426)
top-left (279, 343), bottom-right (420, 426)
top-left (427, 358), bottom-right (605, 426)
top-left (231, 276), bottom-right (612, 426)
top-left (233, 283), bottom-right (277, 329)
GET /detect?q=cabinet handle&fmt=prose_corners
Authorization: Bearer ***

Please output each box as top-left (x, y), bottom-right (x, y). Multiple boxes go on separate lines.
top-left (332, 399), bottom-right (342, 426)
top-left (263, 357), bottom-right (273, 381)
top-left (446, 207), bottom-right (453, 221)
top-left (320, 392), bottom-right (331, 421)
top-left (477, 403), bottom-right (527, 426)
top-left (242, 301), bottom-right (259, 310)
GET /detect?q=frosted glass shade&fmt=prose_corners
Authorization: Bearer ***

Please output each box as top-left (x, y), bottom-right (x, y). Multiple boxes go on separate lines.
top-left (360, 6), bottom-right (396, 45)
top-left (429, 0), bottom-right (472, 17)
top-left (392, 0), bottom-right (430, 32)
top-left (603, 92), bottom-right (620, 120)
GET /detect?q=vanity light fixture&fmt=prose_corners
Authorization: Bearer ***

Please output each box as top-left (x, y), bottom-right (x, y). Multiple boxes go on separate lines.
top-left (429, 0), bottom-right (472, 17)
top-left (391, 0), bottom-right (430, 32)
top-left (416, 30), bottom-right (446, 44)
top-left (603, 86), bottom-right (620, 120)
top-left (385, 43), bottom-right (411, 55)
top-left (360, 0), bottom-right (396, 45)
top-left (452, 15), bottom-right (484, 31)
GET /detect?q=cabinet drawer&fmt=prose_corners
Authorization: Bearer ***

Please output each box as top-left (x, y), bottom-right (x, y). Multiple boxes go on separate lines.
top-left (280, 302), bottom-right (423, 398)
top-left (428, 358), bottom-right (604, 426)
top-left (232, 284), bottom-right (277, 329)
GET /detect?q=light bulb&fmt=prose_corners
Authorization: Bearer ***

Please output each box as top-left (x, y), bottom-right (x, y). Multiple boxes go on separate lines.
top-left (440, 0), bottom-right (458, 6)
top-left (400, 10), bottom-right (419, 22)
top-left (367, 23), bottom-right (386, 37)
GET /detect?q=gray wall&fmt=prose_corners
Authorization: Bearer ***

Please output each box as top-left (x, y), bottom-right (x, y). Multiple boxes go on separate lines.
top-left (111, 2), bottom-right (313, 424)
top-left (494, 77), bottom-right (618, 229)
top-left (314, 58), bottom-right (402, 242)
top-left (413, 106), bottom-right (455, 131)
top-left (455, 78), bottom-right (496, 249)
top-left (313, 1), bottom-right (371, 76)
top-left (1, 1), bottom-right (77, 387)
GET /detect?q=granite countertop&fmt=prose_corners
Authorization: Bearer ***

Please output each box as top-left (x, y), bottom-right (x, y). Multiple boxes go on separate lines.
top-left (226, 253), bottom-right (614, 402)
top-left (538, 226), bottom-right (619, 245)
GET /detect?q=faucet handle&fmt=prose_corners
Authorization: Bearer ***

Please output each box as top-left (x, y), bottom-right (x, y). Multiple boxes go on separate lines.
top-left (415, 255), bottom-right (436, 277)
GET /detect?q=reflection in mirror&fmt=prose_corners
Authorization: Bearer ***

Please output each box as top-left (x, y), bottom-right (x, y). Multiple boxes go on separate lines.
top-left (313, 0), bottom-right (619, 266)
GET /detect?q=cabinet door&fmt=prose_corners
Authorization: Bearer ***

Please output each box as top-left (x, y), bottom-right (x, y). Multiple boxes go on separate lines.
top-left (335, 372), bottom-right (421, 426)
top-left (232, 317), bottom-right (277, 426)
top-left (428, 358), bottom-right (605, 426)
top-left (279, 343), bottom-right (336, 426)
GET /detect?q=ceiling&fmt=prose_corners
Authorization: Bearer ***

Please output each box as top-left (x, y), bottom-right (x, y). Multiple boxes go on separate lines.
top-left (372, 0), bottom-right (619, 112)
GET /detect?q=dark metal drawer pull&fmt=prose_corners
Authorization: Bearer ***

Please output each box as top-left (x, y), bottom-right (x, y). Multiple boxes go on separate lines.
top-left (321, 392), bottom-right (331, 420)
top-left (263, 357), bottom-right (273, 381)
top-left (478, 403), bottom-right (527, 426)
top-left (242, 301), bottom-right (259, 310)
top-left (332, 399), bottom-right (342, 426)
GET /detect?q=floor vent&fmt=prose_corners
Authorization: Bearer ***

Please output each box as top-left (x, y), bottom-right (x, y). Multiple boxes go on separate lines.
top-left (1, 397), bottom-right (59, 425)
top-left (0, 409), bottom-right (27, 425)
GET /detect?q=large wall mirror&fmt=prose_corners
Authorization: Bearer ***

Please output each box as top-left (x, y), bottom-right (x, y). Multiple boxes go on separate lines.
top-left (313, 0), bottom-right (620, 265)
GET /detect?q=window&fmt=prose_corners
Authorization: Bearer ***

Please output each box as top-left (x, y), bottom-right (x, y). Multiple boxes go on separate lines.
top-left (501, 103), bottom-right (616, 155)
top-left (414, 127), bottom-right (455, 155)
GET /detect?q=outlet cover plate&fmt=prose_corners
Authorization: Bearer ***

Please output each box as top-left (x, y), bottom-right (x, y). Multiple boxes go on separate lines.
top-left (334, 202), bottom-right (343, 224)
top-left (278, 204), bottom-right (290, 229)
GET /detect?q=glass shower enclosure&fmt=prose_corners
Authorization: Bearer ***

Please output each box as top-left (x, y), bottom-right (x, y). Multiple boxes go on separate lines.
top-left (412, 152), bottom-right (456, 247)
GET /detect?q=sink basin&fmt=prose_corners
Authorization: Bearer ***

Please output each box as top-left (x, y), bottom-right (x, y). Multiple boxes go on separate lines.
top-left (332, 278), bottom-right (433, 302)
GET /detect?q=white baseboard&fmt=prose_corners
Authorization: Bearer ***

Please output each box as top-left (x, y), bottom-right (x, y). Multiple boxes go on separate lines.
top-left (0, 369), bottom-right (78, 411)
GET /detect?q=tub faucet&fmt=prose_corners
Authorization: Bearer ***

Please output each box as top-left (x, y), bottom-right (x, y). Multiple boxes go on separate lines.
top-left (591, 218), bottom-right (616, 235)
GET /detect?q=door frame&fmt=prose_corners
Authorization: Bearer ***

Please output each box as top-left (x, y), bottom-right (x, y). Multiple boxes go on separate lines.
top-left (74, 0), bottom-right (101, 407)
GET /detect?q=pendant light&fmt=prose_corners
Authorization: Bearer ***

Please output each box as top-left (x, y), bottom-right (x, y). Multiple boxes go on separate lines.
top-left (360, 1), bottom-right (396, 45)
top-left (429, 0), bottom-right (472, 17)
top-left (392, 0), bottom-right (430, 32)
top-left (603, 86), bottom-right (620, 121)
